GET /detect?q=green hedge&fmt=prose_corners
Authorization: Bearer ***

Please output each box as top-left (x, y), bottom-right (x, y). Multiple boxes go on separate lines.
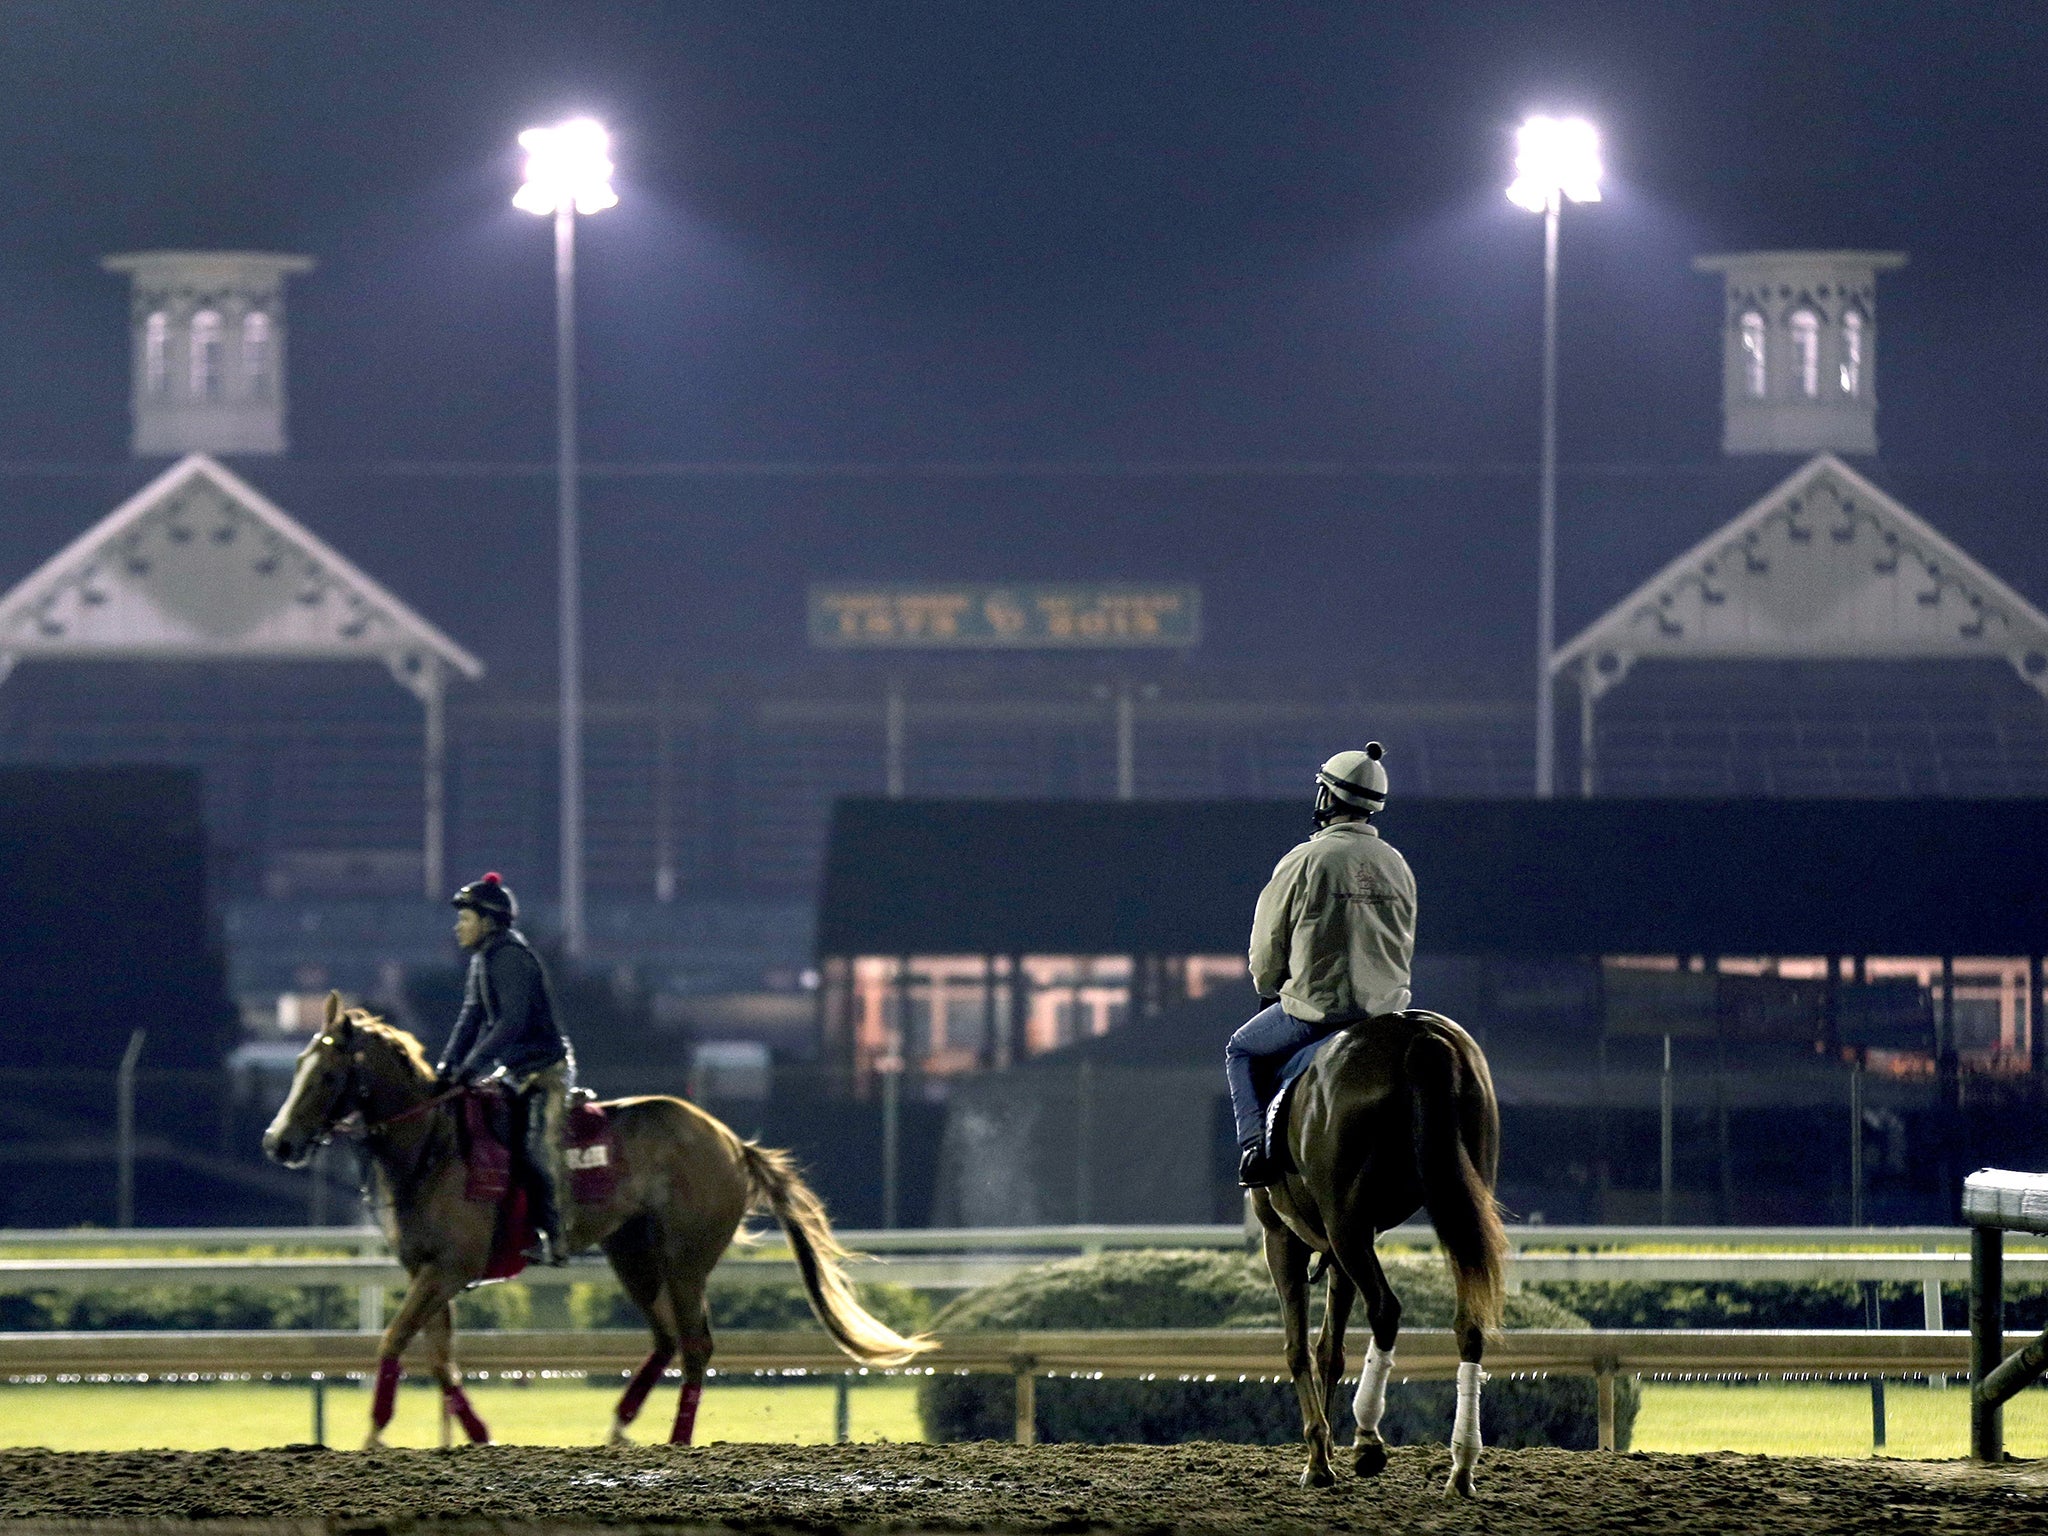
top-left (577, 1276), bottom-right (933, 1337)
top-left (916, 1248), bottom-right (1638, 1451)
top-left (1529, 1277), bottom-right (2048, 1332)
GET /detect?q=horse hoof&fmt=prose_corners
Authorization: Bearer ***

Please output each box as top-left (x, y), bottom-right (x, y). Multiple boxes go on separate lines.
top-left (1300, 1463), bottom-right (1336, 1490)
top-left (362, 1432), bottom-right (384, 1452)
top-left (1444, 1468), bottom-right (1475, 1498)
top-left (1353, 1441), bottom-right (1388, 1478)
top-left (607, 1422), bottom-right (633, 1448)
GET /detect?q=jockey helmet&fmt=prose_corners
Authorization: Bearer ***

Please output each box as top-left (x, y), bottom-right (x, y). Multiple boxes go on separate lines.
top-left (1314, 743), bottom-right (1387, 826)
top-left (452, 871), bottom-right (518, 924)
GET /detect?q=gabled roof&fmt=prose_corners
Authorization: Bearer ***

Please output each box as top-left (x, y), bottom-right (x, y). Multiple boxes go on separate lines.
top-left (1553, 453), bottom-right (2048, 699)
top-left (0, 454), bottom-right (482, 691)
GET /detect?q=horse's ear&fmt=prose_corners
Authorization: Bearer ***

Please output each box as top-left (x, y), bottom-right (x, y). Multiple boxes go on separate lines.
top-left (323, 990), bottom-right (347, 1034)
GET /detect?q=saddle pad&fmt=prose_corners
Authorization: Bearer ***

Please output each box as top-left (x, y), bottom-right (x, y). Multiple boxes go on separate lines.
top-left (461, 1092), bottom-right (514, 1204)
top-left (564, 1098), bottom-right (622, 1204)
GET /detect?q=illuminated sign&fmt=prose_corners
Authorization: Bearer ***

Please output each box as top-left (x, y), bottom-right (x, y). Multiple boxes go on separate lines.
top-left (809, 584), bottom-right (1200, 649)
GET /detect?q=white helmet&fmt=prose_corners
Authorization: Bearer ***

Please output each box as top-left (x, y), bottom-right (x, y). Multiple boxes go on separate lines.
top-left (1314, 743), bottom-right (1387, 824)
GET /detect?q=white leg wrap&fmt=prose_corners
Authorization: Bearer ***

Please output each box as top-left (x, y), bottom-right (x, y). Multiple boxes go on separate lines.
top-left (1352, 1342), bottom-right (1394, 1437)
top-left (1450, 1361), bottom-right (1486, 1474)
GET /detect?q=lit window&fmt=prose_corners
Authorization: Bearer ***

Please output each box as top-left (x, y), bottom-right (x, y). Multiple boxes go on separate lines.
top-left (1790, 310), bottom-right (1820, 398)
top-left (143, 311), bottom-right (169, 397)
top-left (1739, 311), bottom-right (1766, 397)
top-left (190, 310), bottom-right (224, 400)
top-left (1840, 310), bottom-right (1864, 397)
top-left (242, 311), bottom-right (272, 398)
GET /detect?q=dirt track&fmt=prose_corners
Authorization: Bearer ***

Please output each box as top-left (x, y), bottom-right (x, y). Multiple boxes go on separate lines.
top-left (2, 1442), bottom-right (2046, 1534)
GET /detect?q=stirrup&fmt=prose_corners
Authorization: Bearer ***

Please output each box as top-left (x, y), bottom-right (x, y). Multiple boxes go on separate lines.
top-left (521, 1231), bottom-right (567, 1267)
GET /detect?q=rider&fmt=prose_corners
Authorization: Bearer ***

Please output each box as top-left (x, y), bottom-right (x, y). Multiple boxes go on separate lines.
top-left (438, 872), bottom-right (576, 1266)
top-left (1227, 744), bottom-right (1417, 1187)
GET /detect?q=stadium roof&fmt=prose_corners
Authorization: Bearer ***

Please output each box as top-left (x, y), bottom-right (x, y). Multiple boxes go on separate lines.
top-left (817, 796), bottom-right (2048, 959)
top-left (0, 453), bottom-right (482, 691)
top-left (1553, 453), bottom-right (2048, 702)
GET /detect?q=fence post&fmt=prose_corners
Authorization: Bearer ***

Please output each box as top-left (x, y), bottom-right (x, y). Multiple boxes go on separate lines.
top-left (834, 1374), bottom-right (851, 1443)
top-left (1012, 1359), bottom-right (1037, 1446)
top-left (1924, 1277), bottom-right (1946, 1390)
top-left (1972, 1223), bottom-right (2004, 1461)
top-left (359, 1286), bottom-right (383, 1333)
top-left (1658, 1036), bottom-right (1673, 1225)
top-left (115, 1029), bottom-right (146, 1228)
top-left (1596, 1360), bottom-right (1616, 1451)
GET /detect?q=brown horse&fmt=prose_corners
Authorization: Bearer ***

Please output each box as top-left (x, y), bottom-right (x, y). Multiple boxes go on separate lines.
top-left (1252, 1008), bottom-right (1507, 1495)
top-left (262, 993), bottom-right (930, 1448)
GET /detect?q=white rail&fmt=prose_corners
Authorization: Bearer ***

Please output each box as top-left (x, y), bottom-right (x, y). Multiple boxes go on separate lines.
top-left (3, 1221), bottom-right (2036, 1251)
top-left (0, 1324), bottom-right (2025, 1452)
top-left (0, 1249), bottom-right (2041, 1292)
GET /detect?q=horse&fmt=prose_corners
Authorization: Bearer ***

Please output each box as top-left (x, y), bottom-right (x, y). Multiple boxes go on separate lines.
top-left (262, 992), bottom-right (931, 1448)
top-left (1250, 1008), bottom-right (1507, 1496)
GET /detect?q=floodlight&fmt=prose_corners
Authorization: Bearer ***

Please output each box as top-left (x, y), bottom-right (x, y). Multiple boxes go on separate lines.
top-left (1506, 116), bottom-right (1602, 212)
top-left (513, 118), bottom-right (619, 216)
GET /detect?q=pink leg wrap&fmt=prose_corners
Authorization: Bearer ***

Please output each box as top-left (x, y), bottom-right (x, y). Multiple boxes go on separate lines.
top-left (371, 1356), bottom-right (403, 1430)
top-left (616, 1348), bottom-right (675, 1426)
top-left (670, 1381), bottom-right (703, 1446)
top-left (444, 1383), bottom-right (489, 1444)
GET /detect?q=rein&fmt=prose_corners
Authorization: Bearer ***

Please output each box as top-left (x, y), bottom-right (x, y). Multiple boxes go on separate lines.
top-left (360, 1085), bottom-right (465, 1139)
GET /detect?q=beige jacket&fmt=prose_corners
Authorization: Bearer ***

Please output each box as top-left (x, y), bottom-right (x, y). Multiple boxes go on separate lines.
top-left (1248, 820), bottom-right (1416, 1023)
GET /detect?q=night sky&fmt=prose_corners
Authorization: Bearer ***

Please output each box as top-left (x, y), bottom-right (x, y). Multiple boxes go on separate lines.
top-left (1, 2), bottom-right (2044, 695)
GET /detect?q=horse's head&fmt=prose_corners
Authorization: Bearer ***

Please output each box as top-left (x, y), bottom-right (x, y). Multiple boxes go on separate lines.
top-left (261, 991), bottom-right (368, 1167)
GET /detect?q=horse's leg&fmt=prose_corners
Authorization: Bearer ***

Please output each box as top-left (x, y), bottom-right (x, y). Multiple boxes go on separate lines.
top-left (603, 1219), bottom-right (680, 1446)
top-left (663, 1268), bottom-right (715, 1448)
top-left (423, 1301), bottom-right (490, 1445)
top-left (1449, 1297), bottom-right (1486, 1497)
top-left (1262, 1218), bottom-right (1333, 1488)
top-left (1331, 1230), bottom-right (1402, 1478)
top-left (365, 1269), bottom-right (454, 1449)
top-left (1314, 1260), bottom-right (1356, 1461)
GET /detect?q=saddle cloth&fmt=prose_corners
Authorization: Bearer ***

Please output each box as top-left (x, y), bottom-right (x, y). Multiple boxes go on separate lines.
top-left (457, 1088), bottom-right (624, 1280)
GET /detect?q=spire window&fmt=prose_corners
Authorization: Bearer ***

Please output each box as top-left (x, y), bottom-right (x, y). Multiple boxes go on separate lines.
top-left (1740, 312), bottom-right (1767, 398)
top-left (241, 311), bottom-right (273, 398)
top-left (143, 311), bottom-right (169, 397)
top-left (1789, 310), bottom-right (1820, 398)
top-left (189, 310), bottom-right (224, 400)
top-left (1840, 310), bottom-right (1864, 397)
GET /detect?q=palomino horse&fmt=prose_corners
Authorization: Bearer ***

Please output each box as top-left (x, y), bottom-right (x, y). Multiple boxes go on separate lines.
top-left (1252, 1008), bottom-right (1506, 1495)
top-left (263, 994), bottom-right (930, 1447)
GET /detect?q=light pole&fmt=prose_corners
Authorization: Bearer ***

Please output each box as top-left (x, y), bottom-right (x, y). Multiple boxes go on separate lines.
top-left (515, 118), bottom-right (617, 957)
top-left (1507, 115), bottom-right (1601, 798)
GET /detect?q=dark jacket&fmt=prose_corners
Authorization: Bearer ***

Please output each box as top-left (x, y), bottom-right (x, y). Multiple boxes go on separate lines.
top-left (437, 928), bottom-right (571, 1085)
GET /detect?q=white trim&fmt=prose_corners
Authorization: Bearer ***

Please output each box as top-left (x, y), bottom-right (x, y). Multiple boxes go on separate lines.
top-left (1552, 454), bottom-right (2048, 698)
top-left (0, 454), bottom-right (482, 679)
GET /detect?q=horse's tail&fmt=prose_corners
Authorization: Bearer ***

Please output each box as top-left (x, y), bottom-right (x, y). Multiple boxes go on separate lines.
top-left (1406, 1028), bottom-right (1507, 1336)
top-left (738, 1140), bottom-right (935, 1366)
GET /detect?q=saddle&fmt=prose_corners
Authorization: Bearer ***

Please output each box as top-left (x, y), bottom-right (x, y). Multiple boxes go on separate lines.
top-left (457, 1085), bottom-right (623, 1280)
top-left (1255, 1034), bottom-right (1330, 1178)
top-left (1254, 1011), bottom-right (1409, 1175)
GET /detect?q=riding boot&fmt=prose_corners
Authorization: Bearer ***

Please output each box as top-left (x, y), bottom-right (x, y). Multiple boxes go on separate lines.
top-left (519, 1080), bottom-right (570, 1266)
top-left (1238, 1138), bottom-right (1280, 1188)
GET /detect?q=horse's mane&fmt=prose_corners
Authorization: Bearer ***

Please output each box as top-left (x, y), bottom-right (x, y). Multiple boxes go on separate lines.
top-left (345, 1010), bottom-right (436, 1084)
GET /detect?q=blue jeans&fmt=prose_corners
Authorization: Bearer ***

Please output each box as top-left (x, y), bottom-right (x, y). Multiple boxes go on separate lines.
top-left (1224, 1002), bottom-right (1336, 1148)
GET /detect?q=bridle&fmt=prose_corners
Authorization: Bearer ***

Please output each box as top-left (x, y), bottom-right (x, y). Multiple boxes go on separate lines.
top-left (299, 1032), bottom-right (461, 1148)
